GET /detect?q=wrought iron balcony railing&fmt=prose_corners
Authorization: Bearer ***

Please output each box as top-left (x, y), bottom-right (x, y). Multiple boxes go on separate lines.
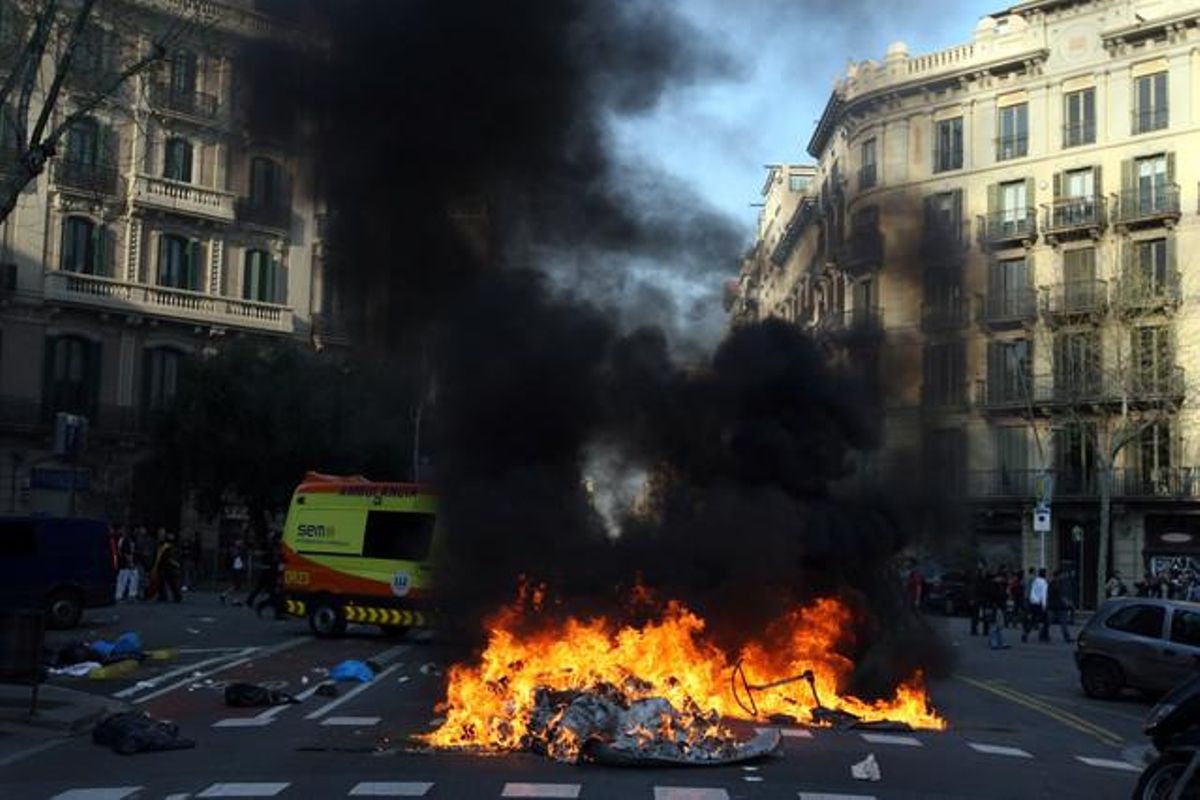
top-left (978, 209), bottom-right (1037, 247)
top-left (995, 136), bottom-right (1028, 161)
top-left (1044, 280), bottom-right (1107, 318)
top-left (1062, 123), bottom-right (1096, 148)
top-left (1114, 270), bottom-right (1182, 312)
top-left (921, 299), bottom-right (969, 332)
top-left (53, 158), bottom-right (120, 196)
top-left (980, 287), bottom-right (1037, 326)
top-left (1044, 195), bottom-right (1106, 236)
top-left (236, 198), bottom-right (291, 232)
top-left (1112, 184), bottom-right (1180, 226)
top-left (839, 227), bottom-right (883, 275)
top-left (1133, 107), bottom-right (1169, 135)
top-left (149, 83), bottom-right (220, 120)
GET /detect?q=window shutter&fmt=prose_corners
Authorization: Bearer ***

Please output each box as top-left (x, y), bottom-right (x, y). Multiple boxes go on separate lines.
top-left (1023, 177), bottom-right (1035, 213)
top-left (274, 257), bottom-right (288, 305)
top-left (1166, 151), bottom-right (1176, 186)
top-left (1092, 165), bottom-right (1103, 197)
top-left (182, 142), bottom-right (193, 183)
top-left (1052, 171), bottom-right (1062, 202)
top-left (987, 183), bottom-right (998, 219)
top-left (952, 189), bottom-right (963, 235)
top-left (1166, 234), bottom-right (1177, 282)
top-left (101, 226), bottom-right (117, 278)
top-left (187, 240), bottom-right (201, 290)
top-left (156, 234), bottom-right (169, 285)
top-left (60, 220), bottom-right (72, 272)
top-left (1121, 158), bottom-right (1134, 196)
top-left (923, 195), bottom-right (935, 228)
top-left (198, 144), bottom-right (213, 187)
top-left (88, 222), bottom-right (101, 275)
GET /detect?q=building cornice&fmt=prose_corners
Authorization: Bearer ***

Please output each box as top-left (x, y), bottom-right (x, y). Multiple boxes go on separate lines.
top-left (1101, 9), bottom-right (1200, 51)
top-left (806, 47), bottom-right (1049, 158)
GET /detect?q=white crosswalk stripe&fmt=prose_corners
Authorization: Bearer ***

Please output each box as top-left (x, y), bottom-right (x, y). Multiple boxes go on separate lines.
top-left (501, 784), bottom-right (582, 798)
top-left (967, 742), bottom-right (1033, 758)
top-left (213, 717), bottom-right (275, 728)
top-left (348, 782), bottom-right (434, 796)
top-left (51, 790), bottom-right (142, 800)
top-left (653, 789), bottom-right (730, 800)
top-left (756, 726), bottom-right (814, 738)
top-left (197, 782), bottom-right (291, 797)
top-left (321, 716), bottom-right (383, 726)
top-left (859, 732), bottom-right (922, 747)
top-left (1075, 756), bottom-right (1141, 772)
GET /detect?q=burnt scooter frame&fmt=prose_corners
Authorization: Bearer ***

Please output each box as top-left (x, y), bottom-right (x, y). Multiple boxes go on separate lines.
top-left (1137, 672), bottom-right (1200, 799)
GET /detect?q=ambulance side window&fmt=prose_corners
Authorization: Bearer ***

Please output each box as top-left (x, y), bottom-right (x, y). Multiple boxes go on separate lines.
top-left (362, 511), bottom-right (435, 560)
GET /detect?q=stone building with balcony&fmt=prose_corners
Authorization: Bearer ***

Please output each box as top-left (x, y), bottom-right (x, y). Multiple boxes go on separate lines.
top-left (0, 1), bottom-right (342, 519)
top-left (730, 0), bottom-right (1200, 604)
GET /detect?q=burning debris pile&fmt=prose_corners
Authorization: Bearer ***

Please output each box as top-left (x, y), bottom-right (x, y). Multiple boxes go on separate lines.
top-left (424, 595), bottom-right (944, 764)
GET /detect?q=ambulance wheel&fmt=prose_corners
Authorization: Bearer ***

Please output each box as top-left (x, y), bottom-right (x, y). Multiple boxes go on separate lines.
top-left (380, 625), bottom-right (410, 639)
top-left (309, 599), bottom-right (346, 638)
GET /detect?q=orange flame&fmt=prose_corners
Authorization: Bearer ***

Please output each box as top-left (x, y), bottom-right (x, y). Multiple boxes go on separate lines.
top-left (425, 595), bottom-right (944, 756)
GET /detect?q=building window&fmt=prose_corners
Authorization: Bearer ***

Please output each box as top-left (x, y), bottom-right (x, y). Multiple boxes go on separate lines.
top-left (65, 117), bottom-right (101, 167)
top-left (1135, 154), bottom-right (1170, 214)
top-left (249, 157), bottom-right (281, 206)
top-left (934, 117), bottom-right (963, 173)
top-left (170, 49), bottom-right (197, 96)
top-left (1063, 88), bottom-right (1095, 147)
top-left (1138, 420), bottom-right (1173, 480)
top-left (997, 102), bottom-right (1028, 161)
top-left (44, 335), bottom-right (100, 417)
top-left (1054, 422), bottom-right (1096, 495)
top-left (74, 25), bottom-right (113, 76)
top-left (163, 137), bottom-right (192, 182)
top-left (157, 234), bottom-right (201, 291)
top-left (994, 425), bottom-right (1029, 492)
top-left (242, 249), bottom-right (281, 303)
top-left (922, 342), bottom-right (964, 407)
top-left (61, 217), bottom-right (98, 274)
top-left (987, 337), bottom-right (1031, 403)
top-left (859, 138), bottom-right (877, 189)
top-left (1053, 330), bottom-right (1100, 396)
top-left (998, 179), bottom-right (1029, 233)
top-left (143, 347), bottom-right (182, 413)
top-left (1132, 325), bottom-right (1173, 393)
top-left (787, 173), bottom-right (811, 192)
top-left (1133, 238), bottom-right (1169, 291)
top-left (1052, 167), bottom-right (1099, 228)
top-left (1133, 71), bottom-right (1168, 134)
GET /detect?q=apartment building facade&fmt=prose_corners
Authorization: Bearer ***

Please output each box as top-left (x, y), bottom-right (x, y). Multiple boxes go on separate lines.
top-left (0, 0), bottom-right (340, 520)
top-left (731, 0), bottom-right (1200, 603)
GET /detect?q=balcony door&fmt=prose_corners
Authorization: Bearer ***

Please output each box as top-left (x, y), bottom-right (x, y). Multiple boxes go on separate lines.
top-left (988, 338), bottom-right (1031, 404)
top-left (44, 335), bottom-right (100, 419)
top-left (1133, 238), bottom-right (1170, 296)
top-left (158, 234), bottom-right (201, 291)
top-left (1054, 423), bottom-right (1096, 496)
top-left (66, 118), bottom-right (100, 167)
top-left (1137, 154), bottom-right (1168, 214)
top-left (988, 257), bottom-right (1029, 317)
top-left (1053, 331), bottom-right (1100, 398)
top-left (995, 426), bottom-right (1029, 494)
top-left (1063, 247), bottom-right (1096, 310)
top-left (1132, 325), bottom-right (1173, 394)
top-left (999, 180), bottom-right (1027, 233)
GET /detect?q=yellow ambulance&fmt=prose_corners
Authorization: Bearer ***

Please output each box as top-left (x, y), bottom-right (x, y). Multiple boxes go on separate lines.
top-left (281, 472), bottom-right (437, 637)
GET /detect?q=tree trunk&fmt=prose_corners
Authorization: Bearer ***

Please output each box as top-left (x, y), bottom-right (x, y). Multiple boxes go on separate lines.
top-left (1097, 464), bottom-right (1112, 609)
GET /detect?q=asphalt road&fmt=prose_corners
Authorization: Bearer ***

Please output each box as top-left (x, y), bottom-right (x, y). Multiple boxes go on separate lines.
top-left (0, 595), bottom-right (1149, 799)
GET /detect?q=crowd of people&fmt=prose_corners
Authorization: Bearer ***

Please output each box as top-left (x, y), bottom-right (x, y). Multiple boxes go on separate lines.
top-left (1129, 567), bottom-right (1200, 600)
top-left (113, 525), bottom-right (285, 618)
top-left (961, 565), bottom-right (1078, 649)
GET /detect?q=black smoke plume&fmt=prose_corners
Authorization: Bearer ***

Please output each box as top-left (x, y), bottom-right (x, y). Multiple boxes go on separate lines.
top-left (245, 0), bottom-right (952, 695)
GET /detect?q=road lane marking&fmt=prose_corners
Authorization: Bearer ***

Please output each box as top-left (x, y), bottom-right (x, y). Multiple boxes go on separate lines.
top-left (967, 742), bottom-right (1033, 758)
top-left (502, 784), bottom-right (582, 798)
top-left (124, 637), bottom-right (309, 704)
top-left (743, 776), bottom-right (765, 782)
top-left (197, 783), bottom-right (291, 797)
top-left (0, 736), bottom-right (67, 767)
top-left (958, 676), bottom-right (1124, 748)
top-left (304, 647), bottom-right (408, 720)
top-left (322, 715), bottom-right (382, 726)
top-left (349, 783), bottom-right (434, 797)
top-left (755, 726), bottom-right (812, 738)
top-left (859, 732), bottom-right (921, 746)
top-left (798, 794), bottom-right (877, 800)
top-left (213, 717), bottom-right (275, 727)
top-left (1075, 756), bottom-right (1141, 772)
top-left (653, 790), bottom-right (729, 800)
top-left (112, 650), bottom-right (255, 698)
top-left (51, 790), bottom-right (142, 800)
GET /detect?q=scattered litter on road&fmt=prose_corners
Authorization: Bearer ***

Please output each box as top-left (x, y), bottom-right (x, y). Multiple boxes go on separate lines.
top-left (396, 676), bottom-right (411, 685)
top-left (743, 776), bottom-right (764, 783)
top-left (418, 662), bottom-right (442, 677)
top-left (87, 659), bottom-right (141, 680)
top-left (224, 682), bottom-right (301, 708)
top-left (48, 661), bottom-right (102, 677)
top-left (301, 676), bottom-right (310, 685)
top-left (330, 660), bottom-right (376, 683)
top-left (851, 753), bottom-right (881, 781)
top-left (93, 712), bottom-right (196, 755)
top-left (186, 628), bottom-right (201, 634)
top-left (316, 683), bottom-right (339, 698)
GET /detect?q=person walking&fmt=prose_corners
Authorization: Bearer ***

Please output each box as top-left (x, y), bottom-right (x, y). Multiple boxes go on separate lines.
top-left (153, 531), bottom-right (183, 603)
top-left (987, 572), bottom-right (1009, 649)
top-left (1105, 571), bottom-right (1128, 599)
top-left (1047, 570), bottom-right (1074, 642)
top-left (252, 535), bottom-right (285, 620)
top-left (1024, 568), bottom-right (1049, 643)
top-left (114, 525), bottom-right (140, 601)
top-left (221, 539), bottom-right (247, 605)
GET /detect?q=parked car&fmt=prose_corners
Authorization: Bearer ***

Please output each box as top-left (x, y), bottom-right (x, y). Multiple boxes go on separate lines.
top-left (0, 516), bottom-right (116, 629)
top-left (1075, 597), bottom-right (1200, 699)
top-left (922, 568), bottom-right (970, 616)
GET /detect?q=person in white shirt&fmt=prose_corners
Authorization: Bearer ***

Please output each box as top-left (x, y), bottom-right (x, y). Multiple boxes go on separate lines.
top-left (1022, 568), bottom-right (1049, 643)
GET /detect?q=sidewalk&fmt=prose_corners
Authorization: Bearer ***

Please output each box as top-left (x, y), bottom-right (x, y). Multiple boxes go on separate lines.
top-left (0, 683), bottom-right (128, 735)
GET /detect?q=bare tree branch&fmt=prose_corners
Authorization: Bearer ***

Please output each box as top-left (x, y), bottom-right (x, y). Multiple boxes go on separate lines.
top-left (30, 0), bottom-right (99, 147)
top-left (16, 0), bottom-right (59, 152)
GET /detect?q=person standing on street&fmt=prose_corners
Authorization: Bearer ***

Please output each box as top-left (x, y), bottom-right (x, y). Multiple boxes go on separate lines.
top-left (1047, 570), bottom-right (1074, 642)
top-left (253, 535), bottom-right (285, 620)
top-left (1024, 568), bottom-right (1049, 642)
top-left (114, 526), bottom-right (139, 601)
top-left (153, 531), bottom-right (183, 603)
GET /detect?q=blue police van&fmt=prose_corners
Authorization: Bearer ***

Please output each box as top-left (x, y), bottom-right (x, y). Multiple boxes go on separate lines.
top-left (0, 516), bottom-right (116, 628)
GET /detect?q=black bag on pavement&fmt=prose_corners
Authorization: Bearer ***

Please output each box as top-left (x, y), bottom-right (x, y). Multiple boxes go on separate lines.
top-left (93, 712), bottom-right (196, 755)
top-left (223, 682), bottom-right (299, 708)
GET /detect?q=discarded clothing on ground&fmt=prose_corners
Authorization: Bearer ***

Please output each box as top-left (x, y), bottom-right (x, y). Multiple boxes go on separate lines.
top-left (91, 632), bottom-right (143, 662)
top-left (92, 712), bottom-right (196, 755)
top-left (330, 659), bottom-right (375, 683)
top-left (48, 661), bottom-right (103, 677)
top-left (315, 682), bottom-right (339, 698)
top-left (223, 682), bottom-right (300, 708)
top-left (527, 685), bottom-right (781, 766)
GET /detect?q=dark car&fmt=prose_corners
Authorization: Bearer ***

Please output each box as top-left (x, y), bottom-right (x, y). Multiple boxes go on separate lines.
top-left (0, 516), bottom-right (116, 628)
top-left (1075, 597), bottom-right (1200, 699)
top-left (923, 569), bottom-right (970, 616)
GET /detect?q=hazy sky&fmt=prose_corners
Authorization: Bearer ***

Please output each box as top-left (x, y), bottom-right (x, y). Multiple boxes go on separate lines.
top-left (611, 0), bottom-right (1003, 230)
